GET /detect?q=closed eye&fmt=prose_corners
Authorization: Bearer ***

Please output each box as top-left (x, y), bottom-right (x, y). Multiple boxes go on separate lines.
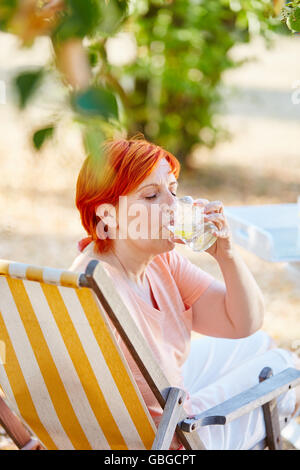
top-left (145, 192), bottom-right (176, 200)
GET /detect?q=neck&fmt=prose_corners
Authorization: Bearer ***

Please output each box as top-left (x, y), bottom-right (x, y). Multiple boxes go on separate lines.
top-left (111, 240), bottom-right (154, 285)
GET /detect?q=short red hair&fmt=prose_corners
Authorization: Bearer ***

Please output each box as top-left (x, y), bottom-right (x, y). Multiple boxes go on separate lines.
top-left (76, 133), bottom-right (181, 254)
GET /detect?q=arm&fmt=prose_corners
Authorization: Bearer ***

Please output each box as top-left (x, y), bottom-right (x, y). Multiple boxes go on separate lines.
top-left (192, 249), bottom-right (265, 339)
top-left (191, 199), bottom-right (265, 339)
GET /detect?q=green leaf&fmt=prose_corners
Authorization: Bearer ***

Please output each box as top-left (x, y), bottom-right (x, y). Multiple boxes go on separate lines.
top-left (33, 126), bottom-right (54, 150)
top-left (99, 0), bottom-right (129, 36)
top-left (72, 86), bottom-right (119, 119)
top-left (53, 0), bottom-right (129, 42)
top-left (83, 124), bottom-right (105, 160)
top-left (0, 0), bottom-right (18, 31)
top-left (287, 6), bottom-right (300, 31)
top-left (88, 49), bottom-right (99, 67)
top-left (53, 0), bottom-right (103, 41)
top-left (14, 69), bottom-right (43, 108)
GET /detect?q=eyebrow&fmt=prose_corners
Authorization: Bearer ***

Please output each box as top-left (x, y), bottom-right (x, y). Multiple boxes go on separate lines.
top-left (138, 181), bottom-right (178, 192)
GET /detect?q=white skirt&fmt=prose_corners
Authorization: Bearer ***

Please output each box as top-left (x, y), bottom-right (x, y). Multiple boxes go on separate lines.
top-left (182, 330), bottom-right (297, 450)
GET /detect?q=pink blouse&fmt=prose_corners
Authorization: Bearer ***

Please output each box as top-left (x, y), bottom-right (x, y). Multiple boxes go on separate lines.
top-left (69, 243), bottom-right (215, 449)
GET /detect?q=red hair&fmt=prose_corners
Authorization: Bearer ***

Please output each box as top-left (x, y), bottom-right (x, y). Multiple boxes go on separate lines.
top-left (76, 133), bottom-right (180, 254)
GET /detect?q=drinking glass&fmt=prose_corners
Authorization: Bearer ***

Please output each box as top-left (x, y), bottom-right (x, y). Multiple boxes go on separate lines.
top-left (167, 195), bottom-right (217, 252)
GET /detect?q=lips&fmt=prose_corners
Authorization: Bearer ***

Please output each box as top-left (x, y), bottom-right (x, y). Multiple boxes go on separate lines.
top-left (163, 222), bottom-right (174, 234)
top-left (166, 213), bottom-right (175, 228)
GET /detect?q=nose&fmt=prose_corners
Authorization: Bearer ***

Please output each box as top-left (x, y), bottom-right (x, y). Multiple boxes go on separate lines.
top-left (160, 191), bottom-right (177, 226)
top-left (164, 189), bottom-right (177, 208)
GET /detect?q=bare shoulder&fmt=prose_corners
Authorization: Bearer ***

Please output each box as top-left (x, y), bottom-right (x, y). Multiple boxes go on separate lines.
top-left (68, 252), bottom-right (92, 273)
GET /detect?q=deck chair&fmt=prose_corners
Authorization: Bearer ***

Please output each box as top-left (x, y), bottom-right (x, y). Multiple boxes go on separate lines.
top-left (0, 257), bottom-right (299, 451)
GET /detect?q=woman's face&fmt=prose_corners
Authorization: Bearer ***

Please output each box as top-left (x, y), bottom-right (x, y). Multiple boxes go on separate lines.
top-left (115, 158), bottom-right (178, 255)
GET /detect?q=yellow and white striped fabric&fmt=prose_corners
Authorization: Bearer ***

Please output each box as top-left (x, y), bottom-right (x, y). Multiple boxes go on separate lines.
top-left (0, 259), bottom-right (85, 288)
top-left (0, 259), bottom-right (156, 450)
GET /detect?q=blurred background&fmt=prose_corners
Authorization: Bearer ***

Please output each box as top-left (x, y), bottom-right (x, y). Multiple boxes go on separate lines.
top-left (0, 0), bottom-right (300, 449)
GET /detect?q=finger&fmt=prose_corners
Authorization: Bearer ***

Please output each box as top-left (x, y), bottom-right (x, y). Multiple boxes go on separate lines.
top-left (211, 220), bottom-right (223, 231)
top-left (204, 200), bottom-right (224, 214)
top-left (193, 198), bottom-right (210, 207)
top-left (204, 213), bottom-right (226, 229)
top-left (207, 218), bottom-right (228, 234)
top-left (213, 228), bottom-right (230, 238)
top-left (204, 213), bottom-right (225, 222)
top-left (205, 219), bottom-right (223, 232)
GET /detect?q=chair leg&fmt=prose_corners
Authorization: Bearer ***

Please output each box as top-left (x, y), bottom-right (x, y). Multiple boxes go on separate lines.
top-left (259, 367), bottom-right (282, 450)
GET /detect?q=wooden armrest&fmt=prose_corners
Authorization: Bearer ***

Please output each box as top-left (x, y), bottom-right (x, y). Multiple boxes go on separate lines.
top-left (180, 367), bottom-right (300, 432)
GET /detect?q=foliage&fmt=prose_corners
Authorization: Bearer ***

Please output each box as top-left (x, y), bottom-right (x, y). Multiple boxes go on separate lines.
top-left (52, 0), bottom-right (127, 42)
top-left (32, 126), bottom-right (54, 149)
top-left (281, 1), bottom-right (300, 32)
top-left (14, 68), bottom-right (44, 108)
top-left (0, 0), bottom-right (129, 157)
top-left (72, 86), bottom-right (119, 119)
top-left (118, 0), bottom-right (283, 161)
top-left (0, 0), bottom-right (285, 164)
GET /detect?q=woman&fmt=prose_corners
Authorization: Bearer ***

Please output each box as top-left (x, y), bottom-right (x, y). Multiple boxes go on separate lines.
top-left (69, 134), bottom-right (300, 450)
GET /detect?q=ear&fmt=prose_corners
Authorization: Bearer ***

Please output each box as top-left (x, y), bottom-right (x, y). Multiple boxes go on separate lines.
top-left (95, 203), bottom-right (117, 239)
top-left (95, 218), bottom-right (109, 240)
top-left (95, 203), bottom-right (117, 226)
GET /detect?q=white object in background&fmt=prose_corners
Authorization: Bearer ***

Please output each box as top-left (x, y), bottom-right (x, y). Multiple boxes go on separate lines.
top-left (297, 195), bottom-right (300, 250)
top-left (281, 418), bottom-right (300, 450)
top-left (224, 204), bottom-right (300, 263)
top-left (105, 32), bottom-right (137, 66)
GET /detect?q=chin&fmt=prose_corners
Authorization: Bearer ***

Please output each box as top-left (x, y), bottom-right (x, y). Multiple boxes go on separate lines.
top-left (154, 238), bottom-right (175, 254)
top-left (135, 237), bottom-right (175, 256)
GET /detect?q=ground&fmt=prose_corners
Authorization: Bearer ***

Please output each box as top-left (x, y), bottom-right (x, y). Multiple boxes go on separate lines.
top-left (0, 33), bottom-right (300, 449)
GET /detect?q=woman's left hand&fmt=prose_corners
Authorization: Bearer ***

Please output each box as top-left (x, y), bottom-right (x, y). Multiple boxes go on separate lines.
top-left (193, 198), bottom-right (235, 260)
